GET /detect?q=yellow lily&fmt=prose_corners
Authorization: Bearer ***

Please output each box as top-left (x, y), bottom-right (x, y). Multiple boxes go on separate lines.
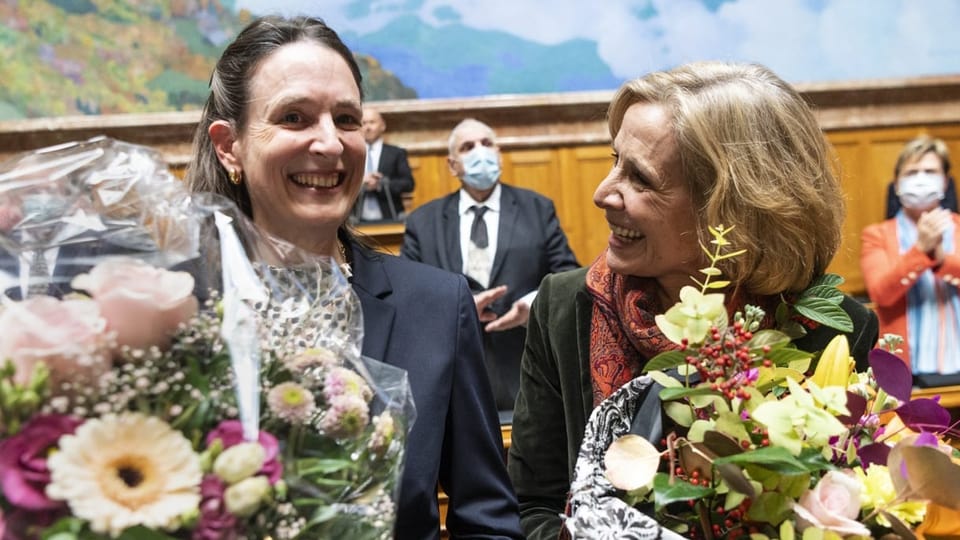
top-left (809, 335), bottom-right (855, 388)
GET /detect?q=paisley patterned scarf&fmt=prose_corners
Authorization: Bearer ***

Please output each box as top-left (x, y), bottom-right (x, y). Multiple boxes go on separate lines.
top-left (585, 251), bottom-right (680, 406)
top-left (586, 249), bottom-right (775, 407)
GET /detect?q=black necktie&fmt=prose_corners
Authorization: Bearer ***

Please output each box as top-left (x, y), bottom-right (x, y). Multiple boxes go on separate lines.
top-left (469, 205), bottom-right (489, 248)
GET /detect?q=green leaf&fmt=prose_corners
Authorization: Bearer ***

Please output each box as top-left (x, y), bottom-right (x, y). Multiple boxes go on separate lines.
top-left (648, 370), bottom-right (683, 389)
top-left (714, 446), bottom-right (815, 474)
top-left (706, 280), bottom-right (730, 289)
top-left (643, 351), bottom-right (688, 372)
top-left (297, 458), bottom-right (354, 475)
top-left (746, 491), bottom-right (794, 525)
top-left (777, 472), bottom-right (811, 498)
top-left (778, 319), bottom-right (808, 340)
top-left (116, 527), bottom-right (180, 540)
top-left (765, 347), bottom-right (814, 367)
top-left (658, 386), bottom-right (720, 401)
top-left (715, 411), bottom-right (752, 443)
top-left (652, 472), bottom-right (714, 509)
top-left (808, 273), bottom-right (844, 288)
top-left (700, 267), bottom-right (722, 276)
top-left (798, 285), bottom-right (844, 302)
top-left (664, 401), bottom-right (694, 427)
top-left (747, 329), bottom-right (793, 351)
top-left (791, 298), bottom-right (854, 333)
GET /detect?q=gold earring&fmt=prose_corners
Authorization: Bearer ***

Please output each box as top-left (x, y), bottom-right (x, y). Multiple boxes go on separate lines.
top-left (229, 169), bottom-right (242, 185)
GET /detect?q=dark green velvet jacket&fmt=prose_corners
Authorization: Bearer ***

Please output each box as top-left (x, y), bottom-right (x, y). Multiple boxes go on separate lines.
top-left (506, 267), bottom-right (879, 540)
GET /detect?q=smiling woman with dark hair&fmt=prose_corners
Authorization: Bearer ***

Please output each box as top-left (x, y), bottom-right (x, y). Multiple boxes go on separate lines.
top-left (186, 15), bottom-right (522, 540)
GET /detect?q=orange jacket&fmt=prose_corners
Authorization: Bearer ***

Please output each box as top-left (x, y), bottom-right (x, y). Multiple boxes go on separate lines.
top-left (860, 214), bottom-right (960, 368)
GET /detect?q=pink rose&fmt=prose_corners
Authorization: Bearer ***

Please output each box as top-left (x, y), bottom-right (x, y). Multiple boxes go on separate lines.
top-left (71, 258), bottom-right (198, 352)
top-left (0, 296), bottom-right (110, 388)
top-left (0, 414), bottom-right (83, 511)
top-left (206, 420), bottom-right (282, 484)
top-left (793, 470), bottom-right (871, 537)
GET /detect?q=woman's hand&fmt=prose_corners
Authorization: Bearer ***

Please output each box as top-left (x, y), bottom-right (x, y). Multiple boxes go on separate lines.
top-left (916, 207), bottom-right (952, 261)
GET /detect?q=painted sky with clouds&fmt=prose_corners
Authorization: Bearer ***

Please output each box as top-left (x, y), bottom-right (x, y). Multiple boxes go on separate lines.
top-left (236, 0), bottom-right (960, 88)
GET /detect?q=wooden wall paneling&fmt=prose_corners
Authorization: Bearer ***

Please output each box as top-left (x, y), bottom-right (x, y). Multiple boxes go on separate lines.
top-left (504, 148), bottom-right (555, 196)
top-left (565, 146), bottom-right (615, 264)
top-left (554, 148), bottom-right (590, 265)
top-left (408, 154), bottom-right (455, 209)
top-left (827, 134), bottom-right (870, 295)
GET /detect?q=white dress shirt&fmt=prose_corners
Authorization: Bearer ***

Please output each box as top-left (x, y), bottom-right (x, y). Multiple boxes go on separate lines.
top-left (459, 185), bottom-right (501, 288)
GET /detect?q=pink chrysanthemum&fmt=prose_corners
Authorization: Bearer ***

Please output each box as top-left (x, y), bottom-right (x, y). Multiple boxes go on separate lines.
top-left (318, 394), bottom-right (369, 439)
top-left (267, 382), bottom-right (316, 424)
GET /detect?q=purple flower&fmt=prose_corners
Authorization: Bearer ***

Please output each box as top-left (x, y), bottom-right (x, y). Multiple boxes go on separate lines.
top-left (205, 420), bottom-right (281, 484)
top-left (0, 414), bottom-right (82, 511)
top-left (193, 474), bottom-right (238, 540)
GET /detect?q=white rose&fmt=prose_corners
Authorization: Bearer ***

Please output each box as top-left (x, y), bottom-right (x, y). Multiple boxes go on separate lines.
top-left (213, 442), bottom-right (265, 485)
top-left (224, 476), bottom-right (271, 517)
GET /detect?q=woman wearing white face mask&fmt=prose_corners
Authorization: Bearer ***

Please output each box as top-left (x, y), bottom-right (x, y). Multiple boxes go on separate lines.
top-left (861, 135), bottom-right (960, 377)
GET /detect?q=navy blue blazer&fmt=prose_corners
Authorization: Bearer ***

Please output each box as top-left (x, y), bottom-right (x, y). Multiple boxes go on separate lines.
top-left (356, 143), bottom-right (415, 221)
top-left (349, 242), bottom-right (523, 540)
top-left (400, 184), bottom-right (579, 413)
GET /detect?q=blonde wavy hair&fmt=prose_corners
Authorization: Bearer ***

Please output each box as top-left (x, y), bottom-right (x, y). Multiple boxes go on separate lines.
top-left (893, 135), bottom-right (951, 179)
top-left (607, 61), bottom-right (844, 295)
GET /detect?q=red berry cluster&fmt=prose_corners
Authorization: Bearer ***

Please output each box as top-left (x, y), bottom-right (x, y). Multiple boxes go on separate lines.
top-left (681, 320), bottom-right (767, 401)
top-left (684, 496), bottom-right (756, 540)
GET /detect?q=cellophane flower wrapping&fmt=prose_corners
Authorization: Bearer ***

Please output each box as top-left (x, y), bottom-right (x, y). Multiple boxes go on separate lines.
top-left (565, 225), bottom-right (960, 540)
top-left (0, 137), bottom-right (415, 540)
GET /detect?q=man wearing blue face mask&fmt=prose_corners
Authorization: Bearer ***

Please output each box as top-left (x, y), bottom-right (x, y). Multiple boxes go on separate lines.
top-left (862, 135), bottom-right (960, 383)
top-left (401, 118), bottom-right (579, 422)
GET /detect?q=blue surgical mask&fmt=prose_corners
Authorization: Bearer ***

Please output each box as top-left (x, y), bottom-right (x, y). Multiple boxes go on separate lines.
top-left (22, 193), bottom-right (66, 223)
top-left (898, 172), bottom-right (945, 209)
top-left (460, 145), bottom-right (500, 191)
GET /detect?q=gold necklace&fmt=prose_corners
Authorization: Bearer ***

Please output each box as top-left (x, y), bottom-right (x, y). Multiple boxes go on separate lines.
top-left (337, 239), bottom-right (352, 278)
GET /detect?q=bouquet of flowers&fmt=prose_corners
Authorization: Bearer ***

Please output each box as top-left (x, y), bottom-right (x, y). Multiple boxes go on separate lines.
top-left (566, 225), bottom-right (960, 540)
top-left (0, 138), bottom-right (414, 540)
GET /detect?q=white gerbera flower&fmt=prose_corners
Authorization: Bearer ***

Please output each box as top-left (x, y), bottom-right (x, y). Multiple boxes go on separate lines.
top-left (46, 412), bottom-right (202, 537)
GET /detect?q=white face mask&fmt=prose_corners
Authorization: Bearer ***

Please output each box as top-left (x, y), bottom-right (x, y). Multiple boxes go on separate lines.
top-left (897, 172), bottom-right (945, 209)
top-left (460, 145), bottom-right (501, 191)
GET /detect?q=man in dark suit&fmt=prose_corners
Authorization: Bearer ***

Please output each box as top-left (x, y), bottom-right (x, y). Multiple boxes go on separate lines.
top-left (355, 108), bottom-right (415, 222)
top-left (401, 118), bottom-right (579, 422)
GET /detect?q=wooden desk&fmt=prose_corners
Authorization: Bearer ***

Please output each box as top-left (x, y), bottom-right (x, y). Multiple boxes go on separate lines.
top-left (912, 384), bottom-right (960, 409)
top-left (355, 220), bottom-right (405, 255)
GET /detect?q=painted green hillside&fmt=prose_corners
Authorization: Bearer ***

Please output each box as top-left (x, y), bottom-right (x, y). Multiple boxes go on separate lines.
top-left (0, 0), bottom-right (415, 120)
